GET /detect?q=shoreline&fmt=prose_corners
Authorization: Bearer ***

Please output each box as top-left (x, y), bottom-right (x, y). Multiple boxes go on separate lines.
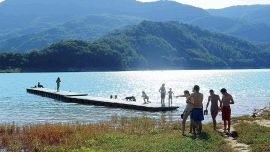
top-left (0, 68), bottom-right (269, 74)
top-left (0, 107), bottom-right (269, 151)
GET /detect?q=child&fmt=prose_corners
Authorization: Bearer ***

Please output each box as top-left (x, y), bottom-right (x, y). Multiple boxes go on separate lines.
top-left (176, 90), bottom-right (193, 136)
top-left (142, 91), bottom-right (150, 104)
top-left (168, 88), bottom-right (174, 107)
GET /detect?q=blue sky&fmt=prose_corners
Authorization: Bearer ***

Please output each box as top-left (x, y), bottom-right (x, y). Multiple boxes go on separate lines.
top-left (0, 0), bottom-right (269, 9)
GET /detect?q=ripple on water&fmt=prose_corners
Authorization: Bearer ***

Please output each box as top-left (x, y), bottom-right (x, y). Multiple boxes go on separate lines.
top-left (0, 69), bottom-right (269, 124)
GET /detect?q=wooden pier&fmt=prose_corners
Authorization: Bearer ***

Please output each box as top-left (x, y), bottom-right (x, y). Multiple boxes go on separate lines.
top-left (26, 88), bottom-right (179, 112)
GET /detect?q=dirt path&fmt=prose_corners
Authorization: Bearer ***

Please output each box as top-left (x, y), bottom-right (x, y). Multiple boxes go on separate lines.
top-left (254, 119), bottom-right (270, 128)
top-left (217, 126), bottom-right (250, 152)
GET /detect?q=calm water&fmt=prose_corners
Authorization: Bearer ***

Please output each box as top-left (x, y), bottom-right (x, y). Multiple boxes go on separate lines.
top-left (0, 69), bottom-right (269, 125)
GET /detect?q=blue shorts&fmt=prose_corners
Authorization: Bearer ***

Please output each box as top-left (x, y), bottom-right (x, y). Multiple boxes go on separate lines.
top-left (191, 108), bottom-right (204, 121)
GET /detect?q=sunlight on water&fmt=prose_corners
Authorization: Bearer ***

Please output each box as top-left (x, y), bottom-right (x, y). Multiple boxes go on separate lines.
top-left (0, 69), bottom-right (269, 124)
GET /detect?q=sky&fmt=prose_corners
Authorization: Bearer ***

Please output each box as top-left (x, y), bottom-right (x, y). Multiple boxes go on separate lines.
top-left (0, 0), bottom-right (269, 9)
top-left (138, 0), bottom-right (270, 9)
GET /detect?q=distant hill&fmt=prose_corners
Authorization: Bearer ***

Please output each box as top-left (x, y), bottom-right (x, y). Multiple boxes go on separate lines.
top-left (1, 0), bottom-right (270, 52)
top-left (208, 5), bottom-right (270, 26)
top-left (189, 16), bottom-right (270, 43)
top-left (0, 21), bottom-right (268, 71)
top-left (0, 15), bottom-right (141, 52)
top-left (0, 0), bottom-right (210, 52)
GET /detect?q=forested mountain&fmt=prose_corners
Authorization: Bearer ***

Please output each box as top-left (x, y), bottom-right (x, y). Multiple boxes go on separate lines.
top-left (0, 15), bottom-right (141, 52)
top-left (0, 21), bottom-right (269, 72)
top-left (208, 5), bottom-right (270, 26)
top-left (1, 0), bottom-right (270, 52)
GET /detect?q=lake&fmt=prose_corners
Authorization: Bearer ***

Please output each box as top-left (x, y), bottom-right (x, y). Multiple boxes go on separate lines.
top-left (0, 69), bottom-right (269, 125)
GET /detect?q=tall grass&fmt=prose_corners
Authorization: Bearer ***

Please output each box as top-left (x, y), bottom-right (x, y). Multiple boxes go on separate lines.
top-left (234, 122), bottom-right (270, 152)
top-left (0, 116), bottom-right (231, 152)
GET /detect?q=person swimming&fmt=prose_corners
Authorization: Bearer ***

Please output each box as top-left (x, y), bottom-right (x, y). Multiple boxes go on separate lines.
top-left (168, 88), bottom-right (174, 107)
top-left (176, 90), bottom-right (193, 136)
top-left (159, 83), bottom-right (166, 106)
top-left (205, 90), bottom-right (221, 130)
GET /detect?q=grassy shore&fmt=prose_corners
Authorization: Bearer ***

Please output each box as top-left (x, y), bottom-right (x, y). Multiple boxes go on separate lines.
top-left (0, 116), bottom-right (232, 152)
top-left (233, 107), bottom-right (270, 152)
top-left (1, 108), bottom-right (269, 152)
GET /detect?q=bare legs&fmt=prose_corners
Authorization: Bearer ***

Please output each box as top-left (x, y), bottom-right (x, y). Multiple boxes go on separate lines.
top-left (168, 98), bottom-right (172, 107)
top-left (182, 112), bottom-right (191, 136)
top-left (223, 120), bottom-right (231, 133)
top-left (192, 121), bottom-right (202, 135)
top-left (211, 111), bottom-right (218, 130)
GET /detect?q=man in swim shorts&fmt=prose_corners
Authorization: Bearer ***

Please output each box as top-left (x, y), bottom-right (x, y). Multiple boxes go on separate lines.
top-left (220, 88), bottom-right (234, 134)
top-left (190, 85), bottom-right (204, 135)
top-left (205, 90), bottom-right (221, 130)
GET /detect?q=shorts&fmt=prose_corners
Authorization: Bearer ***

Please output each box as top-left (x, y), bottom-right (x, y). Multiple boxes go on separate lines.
top-left (222, 106), bottom-right (231, 121)
top-left (161, 93), bottom-right (165, 99)
top-left (191, 108), bottom-right (204, 121)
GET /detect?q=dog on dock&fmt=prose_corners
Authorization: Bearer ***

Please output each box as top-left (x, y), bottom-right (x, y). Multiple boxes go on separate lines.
top-left (125, 96), bottom-right (136, 101)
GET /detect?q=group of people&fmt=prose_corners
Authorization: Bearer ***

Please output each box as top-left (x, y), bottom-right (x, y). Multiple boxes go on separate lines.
top-left (176, 85), bottom-right (234, 136)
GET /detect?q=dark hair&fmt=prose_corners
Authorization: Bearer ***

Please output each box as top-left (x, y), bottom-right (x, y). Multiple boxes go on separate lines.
top-left (220, 88), bottom-right (227, 93)
top-left (209, 90), bottom-right (214, 93)
top-left (193, 85), bottom-right (200, 92)
top-left (184, 90), bottom-right (190, 95)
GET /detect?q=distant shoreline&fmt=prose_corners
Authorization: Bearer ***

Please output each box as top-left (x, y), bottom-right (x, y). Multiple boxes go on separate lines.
top-left (0, 68), bottom-right (269, 74)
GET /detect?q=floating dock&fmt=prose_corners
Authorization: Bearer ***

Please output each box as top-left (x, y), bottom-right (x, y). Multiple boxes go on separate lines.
top-left (26, 88), bottom-right (179, 112)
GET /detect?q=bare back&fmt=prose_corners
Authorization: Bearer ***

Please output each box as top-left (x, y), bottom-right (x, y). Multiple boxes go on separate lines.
top-left (190, 92), bottom-right (203, 108)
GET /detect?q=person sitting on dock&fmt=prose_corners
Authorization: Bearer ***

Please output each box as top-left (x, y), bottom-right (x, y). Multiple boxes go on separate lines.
top-left (37, 82), bottom-right (44, 88)
top-left (220, 88), bottom-right (234, 134)
top-left (142, 91), bottom-right (150, 104)
top-left (176, 90), bottom-right (193, 136)
top-left (56, 77), bottom-right (61, 92)
top-left (110, 95), bottom-right (113, 99)
top-left (115, 95), bottom-right (118, 99)
top-left (159, 83), bottom-right (166, 106)
top-left (168, 88), bottom-right (174, 107)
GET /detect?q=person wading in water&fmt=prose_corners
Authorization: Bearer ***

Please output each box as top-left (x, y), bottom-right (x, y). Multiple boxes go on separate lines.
top-left (205, 90), bottom-right (221, 130)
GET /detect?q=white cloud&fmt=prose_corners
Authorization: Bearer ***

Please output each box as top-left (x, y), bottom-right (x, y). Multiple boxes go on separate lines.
top-left (138, 0), bottom-right (270, 9)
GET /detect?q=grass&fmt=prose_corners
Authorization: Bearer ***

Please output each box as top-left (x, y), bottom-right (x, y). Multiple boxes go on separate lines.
top-left (233, 107), bottom-right (270, 152)
top-left (0, 116), bottom-right (232, 152)
top-left (234, 122), bottom-right (270, 152)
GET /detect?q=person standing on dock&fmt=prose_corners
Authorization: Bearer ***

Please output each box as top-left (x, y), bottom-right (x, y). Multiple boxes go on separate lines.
top-left (56, 77), bottom-right (61, 92)
top-left (205, 90), bottom-right (221, 130)
top-left (190, 85), bottom-right (204, 135)
top-left (159, 83), bottom-right (166, 106)
top-left (220, 88), bottom-right (234, 134)
top-left (168, 88), bottom-right (174, 107)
